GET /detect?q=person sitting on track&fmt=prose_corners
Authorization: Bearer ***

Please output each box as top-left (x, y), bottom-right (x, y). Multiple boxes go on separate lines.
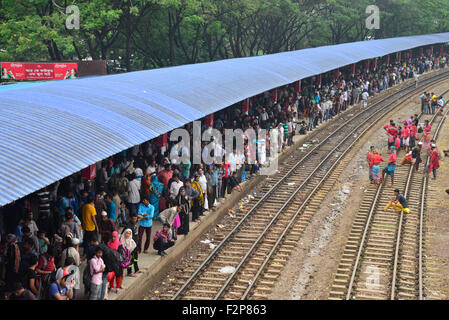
top-left (400, 151), bottom-right (413, 165)
top-left (384, 189), bottom-right (410, 214)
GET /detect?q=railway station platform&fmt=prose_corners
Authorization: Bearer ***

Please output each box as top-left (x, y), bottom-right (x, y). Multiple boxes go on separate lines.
top-left (98, 72), bottom-right (433, 300)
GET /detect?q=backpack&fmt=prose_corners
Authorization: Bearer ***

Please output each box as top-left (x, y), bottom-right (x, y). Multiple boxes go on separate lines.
top-left (119, 245), bottom-right (131, 268)
top-left (82, 260), bottom-right (92, 290)
top-left (418, 126), bottom-right (423, 133)
top-left (59, 224), bottom-right (72, 239)
top-left (100, 245), bottom-right (122, 274)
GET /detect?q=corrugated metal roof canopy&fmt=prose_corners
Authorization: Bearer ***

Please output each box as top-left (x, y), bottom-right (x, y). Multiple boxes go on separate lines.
top-left (1, 32), bottom-right (449, 207)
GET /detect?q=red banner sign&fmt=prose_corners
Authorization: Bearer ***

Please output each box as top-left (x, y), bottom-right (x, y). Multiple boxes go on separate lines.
top-left (205, 113), bottom-right (214, 127)
top-left (1, 62), bottom-right (78, 80)
top-left (156, 133), bottom-right (168, 147)
top-left (82, 164), bottom-right (97, 180)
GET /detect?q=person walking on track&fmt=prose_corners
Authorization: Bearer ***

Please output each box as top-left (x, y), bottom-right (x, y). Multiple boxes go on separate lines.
top-left (411, 142), bottom-right (423, 171)
top-left (426, 143), bottom-right (440, 180)
top-left (382, 146), bottom-right (397, 188)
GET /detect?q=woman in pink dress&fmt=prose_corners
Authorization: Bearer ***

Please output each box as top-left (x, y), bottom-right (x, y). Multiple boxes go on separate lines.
top-left (422, 120), bottom-right (432, 149)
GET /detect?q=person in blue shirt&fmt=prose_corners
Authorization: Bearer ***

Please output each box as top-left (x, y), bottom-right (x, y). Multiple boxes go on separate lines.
top-left (56, 194), bottom-right (70, 226)
top-left (67, 191), bottom-right (80, 219)
top-left (49, 270), bottom-right (74, 300)
top-left (137, 198), bottom-right (154, 254)
top-left (104, 194), bottom-right (117, 223)
top-left (211, 165), bottom-right (220, 203)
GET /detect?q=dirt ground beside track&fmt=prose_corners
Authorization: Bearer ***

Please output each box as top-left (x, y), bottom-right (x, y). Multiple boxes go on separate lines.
top-left (423, 101), bottom-right (449, 300)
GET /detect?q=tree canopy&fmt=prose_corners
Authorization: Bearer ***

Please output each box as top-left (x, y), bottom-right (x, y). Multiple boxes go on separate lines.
top-left (1, 0), bottom-right (447, 72)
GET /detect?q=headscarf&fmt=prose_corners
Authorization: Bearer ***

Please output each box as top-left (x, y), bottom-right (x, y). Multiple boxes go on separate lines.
top-left (107, 231), bottom-right (121, 251)
top-left (119, 229), bottom-right (136, 252)
top-left (134, 168), bottom-right (143, 179)
top-left (175, 187), bottom-right (190, 213)
top-left (150, 174), bottom-right (163, 198)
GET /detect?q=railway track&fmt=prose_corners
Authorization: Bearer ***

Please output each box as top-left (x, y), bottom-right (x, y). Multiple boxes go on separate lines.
top-left (149, 70), bottom-right (449, 301)
top-left (329, 88), bottom-right (449, 300)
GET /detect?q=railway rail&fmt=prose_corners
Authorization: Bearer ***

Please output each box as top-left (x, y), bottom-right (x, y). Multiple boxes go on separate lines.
top-left (155, 70), bottom-right (449, 301)
top-left (329, 87), bottom-right (449, 300)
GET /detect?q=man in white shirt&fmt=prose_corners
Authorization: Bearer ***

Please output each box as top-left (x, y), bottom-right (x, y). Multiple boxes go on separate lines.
top-left (202, 142), bottom-right (211, 165)
top-left (321, 98), bottom-right (328, 121)
top-left (228, 149), bottom-right (238, 173)
top-left (169, 173), bottom-right (183, 199)
top-left (261, 108), bottom-right (268, 122)
top-left (198, 168), bottom-right (209, 210)
top-left (127, 169), bottom-right (142, 216)
top-left (270, 126), bottom-right (279, 155)
top-left (361, 91), bottom-right (369, 108)
top-left (159, 205), bottom-right (182, 226)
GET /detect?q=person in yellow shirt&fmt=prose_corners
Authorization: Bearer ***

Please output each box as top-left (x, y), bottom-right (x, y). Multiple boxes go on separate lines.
top-left (431, 92), bottom-right (438, 114)
top-left (82, 195), bottom-right (99, 253)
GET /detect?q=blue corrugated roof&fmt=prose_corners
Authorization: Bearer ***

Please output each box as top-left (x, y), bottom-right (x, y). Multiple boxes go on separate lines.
top-left (1, 32), bottom-right (449, 206)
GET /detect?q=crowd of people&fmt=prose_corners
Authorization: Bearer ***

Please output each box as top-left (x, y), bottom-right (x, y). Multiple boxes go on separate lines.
top-left (366, 91), bottom-right (446, 197)
top-left (0, 49), bottom-right (447, 300)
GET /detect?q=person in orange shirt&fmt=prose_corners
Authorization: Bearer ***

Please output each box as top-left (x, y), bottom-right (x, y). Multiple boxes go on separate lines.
top-left (366, 146), bottom-right (375, 183)
top-left (400, 122), bottom-right (410, 153)
top-left (370, 149), bottom-right (384, 186)
top-left (394, 136), bottom-right (401, 152)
